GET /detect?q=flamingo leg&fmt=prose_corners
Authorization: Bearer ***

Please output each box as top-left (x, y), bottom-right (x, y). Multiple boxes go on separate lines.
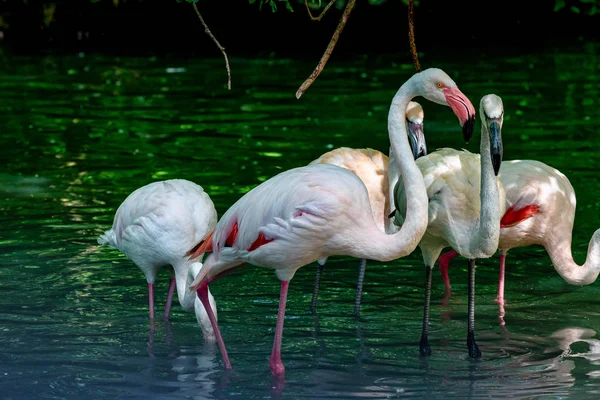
top-left (420, 265), bottom-right (433, 356)
top-left (148, 282), bottom-right (155, 320)
top-left (310, 262), bottom-right (325, 314)
top-left (163, 276), bottom-right (176, 320)
top-left (270, 280), bottom-right (289, 377)
top-left (467, 259), bottom-right (481, 358)
top-left (496, 250), bottom-right (506, 305)
top-left (353, 258), bottom-right (367, 317)
top-left (438, 250), bottom-right (459, 294)
top-left (198, 279), bottom-right (232, 370)
top-left (497, 250), bottom-right (507, 327)
top-left (196, 264), bottom-right (246, 370)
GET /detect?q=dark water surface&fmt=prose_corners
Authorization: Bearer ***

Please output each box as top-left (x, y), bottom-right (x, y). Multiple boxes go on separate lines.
top-left (1, 44), bottom-right (600, 399)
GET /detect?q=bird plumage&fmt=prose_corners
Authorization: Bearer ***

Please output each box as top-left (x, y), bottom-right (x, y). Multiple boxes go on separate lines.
top-left (98, 179), bottom-right (217, 340)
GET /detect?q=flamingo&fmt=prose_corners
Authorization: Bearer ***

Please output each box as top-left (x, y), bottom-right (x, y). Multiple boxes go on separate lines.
top-left (438, 158), bottom-right (600, 306)
top-left (188, 68), bottom-right (476, 377)
top-left (394, 94), bottom-right (505, 358)
top-left (97, 179), bottom-right (217, 340)
top-left (308, 101), bottom-right (427, 316)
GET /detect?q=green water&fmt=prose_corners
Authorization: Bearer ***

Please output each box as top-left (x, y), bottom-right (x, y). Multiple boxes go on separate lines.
top-left (1, 44), bottom-right (600, 399)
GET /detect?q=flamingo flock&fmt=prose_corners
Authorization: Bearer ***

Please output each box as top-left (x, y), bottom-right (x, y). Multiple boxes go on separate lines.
top-left (97, 67), bottom-right (600, 380)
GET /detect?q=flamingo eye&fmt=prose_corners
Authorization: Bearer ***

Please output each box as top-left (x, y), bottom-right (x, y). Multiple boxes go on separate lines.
top-left (436, 82), bottom-right (445, 89)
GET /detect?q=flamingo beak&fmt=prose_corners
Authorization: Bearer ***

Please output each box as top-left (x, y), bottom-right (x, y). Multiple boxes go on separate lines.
top-left (444, 87), bottom-right (476, 143)
top-left (406, 120), bottom-right (427, 160)
top-left (487, 119), bottom-right (503, 176)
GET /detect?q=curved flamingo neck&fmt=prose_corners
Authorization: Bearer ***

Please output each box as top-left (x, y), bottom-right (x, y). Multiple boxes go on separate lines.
top-left (545, 229), bottom-right (600, 285)
top-left (173, 259), bottom-right (196, 311)
top-left (359, 78), bottom-right (429, 261)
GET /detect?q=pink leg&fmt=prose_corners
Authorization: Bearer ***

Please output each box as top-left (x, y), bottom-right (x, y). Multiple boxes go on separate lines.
top-left (270, 280), bottom-right (289, 378)
top-left (195, 264), bottom-right (245, 371)
top-left (439, 250), bottom-right (458, 307)
top-left (163, 277), bottom-right (176, 320)
top-left (148, 282), bottom-right (155, 320)
top-left (496, 251), bottom-right (506, 305)
top-left (197, 280), bottom-right (232, 370)
top-left (439, 250), bottom-right (459, 292)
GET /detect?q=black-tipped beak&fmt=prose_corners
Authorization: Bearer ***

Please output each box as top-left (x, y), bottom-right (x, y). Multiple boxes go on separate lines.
top-left (407, 122), bottom-right (427, 160)
top-left (488, 120), bottom-right (503, 176)
top-left (462, 114), bottom-right (475, 144)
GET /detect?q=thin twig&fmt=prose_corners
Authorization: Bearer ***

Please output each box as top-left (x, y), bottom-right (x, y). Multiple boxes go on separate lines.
top-left (192, 2), bottom-right (231, 90)
top-left (296, 0), bottom-right (356, 99)
top-left (408, 0), bottom-right (421, 72)
top-left (305, 0), bottom-right (336, 21)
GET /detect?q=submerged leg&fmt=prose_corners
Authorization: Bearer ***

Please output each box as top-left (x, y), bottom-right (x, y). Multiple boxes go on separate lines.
top-left (439, 250), bottom-right (459, 294)
top-left (420, 265), bottom-right (433, 357)
top-left (270, 280), bottom-right (290, 377)
top-left (198, 280), bottom-right (232, 370)
top-left (148, 282), bottom-right (155, 320)
top-left (467, 259), bottom-right (481, 358)
top-left (195, 264), bottom-right (245, 371)
top-left (497, 250), bottom-right (507, 327)
top-left (353, 258), bottom-right (367, 317)
top-left (163, 276), bottom-right (176, 320)
top-left (310, 260), bottom-right (326, 314)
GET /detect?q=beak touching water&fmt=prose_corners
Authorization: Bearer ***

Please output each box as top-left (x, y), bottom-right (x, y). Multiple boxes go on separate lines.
top-left (407, 121), bottom-right (427, 160)
top-left (444, 87), bottom-right (476, 143)
top-left (487, 119), bottom-right (503, 176)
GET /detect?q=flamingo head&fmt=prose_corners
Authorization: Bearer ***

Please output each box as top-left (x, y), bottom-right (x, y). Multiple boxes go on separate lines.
top-left (415, 68), bottom-right (476, 143)
top-left (480, 94), bottom-right (504, 176)
top-left (405, 101), bottom-right (427, 160)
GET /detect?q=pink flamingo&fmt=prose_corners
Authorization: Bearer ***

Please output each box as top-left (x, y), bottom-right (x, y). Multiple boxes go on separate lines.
top-left (308, 101), bottom-right (427, 316)
top-left (438, 154), bottom-right (600, 310)
top-left (98, 179), bottom-right (217, 339)
top-left (188, 68), bottom-right (476, 378)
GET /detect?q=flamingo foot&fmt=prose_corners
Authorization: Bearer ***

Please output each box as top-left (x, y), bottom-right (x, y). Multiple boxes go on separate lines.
top-left (419, 335), bottom-right (431, 357)
top-left (467, 331), bottom-right (481, 359)
top-left (441, 289), bottom-right (453, 308)
top-left (270, 374), bottom-right (286, 399)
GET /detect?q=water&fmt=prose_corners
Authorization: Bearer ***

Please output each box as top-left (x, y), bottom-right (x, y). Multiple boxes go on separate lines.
top-left (1, 44), bottom-right (600, 399)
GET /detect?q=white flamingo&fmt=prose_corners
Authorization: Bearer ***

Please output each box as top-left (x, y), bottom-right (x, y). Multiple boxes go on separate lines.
top-left (438, 159), bottom-right (600, 307)
top-left (97, 179), bottom-right (217, 340)
top-left (188, 68), bottom-right (476, 378)
top-left (394, 94), bottom-right (505, 358)
top-left (308, 101), bottom-right (427, 316)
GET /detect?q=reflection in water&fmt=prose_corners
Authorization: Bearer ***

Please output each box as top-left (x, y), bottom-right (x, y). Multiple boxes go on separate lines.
top-left (290, 326), bottom-right (600, 399)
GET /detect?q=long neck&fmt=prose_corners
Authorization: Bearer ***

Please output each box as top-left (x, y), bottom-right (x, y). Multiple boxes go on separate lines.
top-left (471, 123), bottom-right (501, 255)
top-left (173, 259), bottom-right (196, 312)
top-left (544, 229), bottom-right (600, 285)
top-left (358, 81), bottom-right (429, 261)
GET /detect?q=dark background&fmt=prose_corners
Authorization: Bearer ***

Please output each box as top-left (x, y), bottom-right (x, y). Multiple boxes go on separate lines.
top-left (1, 0), bottom-right (599, 61)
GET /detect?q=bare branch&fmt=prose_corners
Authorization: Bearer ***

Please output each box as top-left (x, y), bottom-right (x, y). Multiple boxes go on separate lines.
top-left (408, 0), bottom-right (421, 72)
top-left (192, 2), bottom-right (231, 90)
top-left (296, 0), bottom-right (356, 99)
top-left (304, 0), bottom-right (336, 22)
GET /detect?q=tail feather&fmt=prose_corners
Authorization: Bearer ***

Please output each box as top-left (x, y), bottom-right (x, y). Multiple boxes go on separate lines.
top-left (97, 229), bottom-right (118, 248)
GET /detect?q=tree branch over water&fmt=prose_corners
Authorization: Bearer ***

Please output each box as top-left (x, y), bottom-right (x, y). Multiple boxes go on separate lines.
top-left (408, 0), bottom-right (421, 72)
top-left (296, 0), bottom-right (356, 99)
top-left (304, 0), bottom-right (336, 21)
top-left (192, 2), bottom-right (231, 90)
